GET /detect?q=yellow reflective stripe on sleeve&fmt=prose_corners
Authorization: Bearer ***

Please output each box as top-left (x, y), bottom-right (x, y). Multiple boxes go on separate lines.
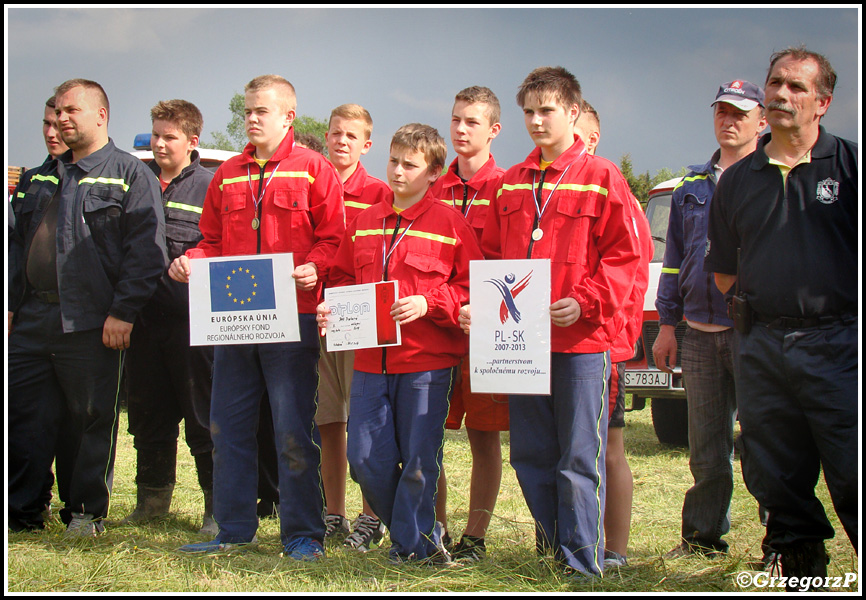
top-left (31, 174), bottom-right (60, 185)
top-left (78, 177), bottom-right (129, 192)
top-left (673, 174), bottom-right (709, 192)
top-left (219, 170), bottom-right (315, 191)
top-left (661, 267), bottom-right (680, 274)
top-left (165, 201), bottom-right (203, 214)
top-left (345, 200), bottom-right (372, 211)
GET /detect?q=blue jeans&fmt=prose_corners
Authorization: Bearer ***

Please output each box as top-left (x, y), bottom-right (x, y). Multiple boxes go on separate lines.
top-left (679, 326), bottom-right (737, 551)
top-left (735, 319), bottom-right (858, 550)
top-left (347, 367), bottom-right (455, 560)
top-left (210, 315), bottom-right (324, 546)
top-left (509, 352), bottom-right (609, 576)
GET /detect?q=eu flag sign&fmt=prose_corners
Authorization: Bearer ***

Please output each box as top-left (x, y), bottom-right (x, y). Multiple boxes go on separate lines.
top-left (209, 258), bottom-right (277, 312)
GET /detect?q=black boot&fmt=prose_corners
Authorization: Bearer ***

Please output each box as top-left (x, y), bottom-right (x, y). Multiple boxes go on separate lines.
top-left (120, 447), bottom-right (176, 524)
top-left (119, 485), bottom-right (174, 523)
top-left (779, 540), bottom-right (829, 592)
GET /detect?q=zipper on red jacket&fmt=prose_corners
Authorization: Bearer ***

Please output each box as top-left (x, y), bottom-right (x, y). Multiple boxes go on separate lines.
top-left (381, 213), bottom-right (403, 374)
top-left (527, 169), bottom-right (547, 259)
top-left (255, 162), bottom-right (265, 254)
top-left (461, 182), bottom-right (469, 215)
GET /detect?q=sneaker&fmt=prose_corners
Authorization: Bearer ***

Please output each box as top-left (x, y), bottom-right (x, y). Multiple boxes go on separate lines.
top-left (178, 536), bottom-right (257, 554)
top-left (344, 513), bottom-right (385, 552)
top-left (603, 549), bottom-right (628, 569)
top-left (283, 537), bottom-right (325, 561)
top-left (65, 513), bottom-right (104, 538)
top-left (451, 535), bottom-right (486, 562)
top-left (325, 514), bottom-right (350, 540)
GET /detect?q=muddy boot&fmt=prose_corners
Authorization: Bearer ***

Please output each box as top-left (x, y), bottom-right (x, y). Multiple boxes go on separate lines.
top-left (120, 484), bottom-right (174, 524)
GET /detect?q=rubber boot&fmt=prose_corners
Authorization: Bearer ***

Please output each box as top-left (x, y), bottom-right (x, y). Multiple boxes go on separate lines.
top-left (195, 453), bottom-right (218, 536)
top-left (119, 484), bottom-right (174, 524)
top-left (780, 540), bottom-right (829, 592)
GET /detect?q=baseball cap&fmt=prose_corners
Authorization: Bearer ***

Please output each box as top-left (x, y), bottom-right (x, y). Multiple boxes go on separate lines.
top-left (712, 80), bottom-right (765, 110)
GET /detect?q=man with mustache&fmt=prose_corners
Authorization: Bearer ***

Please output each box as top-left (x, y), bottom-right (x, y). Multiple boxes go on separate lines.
top-left (706, 47), bottom-right (857, 590)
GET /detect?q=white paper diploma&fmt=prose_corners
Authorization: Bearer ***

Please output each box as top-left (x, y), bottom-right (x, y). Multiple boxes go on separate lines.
top-left (324, 280), bottom-right (402, 352)
top-left (469, 259), bottom-right (551, 395)
top-left (187, 253), bottom-right (300, 346)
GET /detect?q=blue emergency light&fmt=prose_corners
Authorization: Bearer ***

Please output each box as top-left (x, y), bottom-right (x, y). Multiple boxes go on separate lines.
top-left (133, 133), bottom-right (152, 150)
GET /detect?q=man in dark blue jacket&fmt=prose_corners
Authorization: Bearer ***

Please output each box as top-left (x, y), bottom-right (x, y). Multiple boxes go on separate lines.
top-left (8, 79), bottom-right (166, 536)
top-left (119, 100), bottom-right (218, 536)
top-left (653, 80), bottom-right (766, 558)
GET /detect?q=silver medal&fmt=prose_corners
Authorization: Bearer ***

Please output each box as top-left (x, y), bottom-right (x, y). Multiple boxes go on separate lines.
top-left (531, 228), bottom-right (543, 241)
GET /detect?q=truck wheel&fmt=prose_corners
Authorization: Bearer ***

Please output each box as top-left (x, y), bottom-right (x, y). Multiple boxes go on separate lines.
top-left (651, 398), bottom-right (689, 447)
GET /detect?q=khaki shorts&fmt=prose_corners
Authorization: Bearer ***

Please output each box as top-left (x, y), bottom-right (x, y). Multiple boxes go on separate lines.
top-left (315, 336), bottom-right (354, 426)
top-left (445, 357), bottom-right (509, 432)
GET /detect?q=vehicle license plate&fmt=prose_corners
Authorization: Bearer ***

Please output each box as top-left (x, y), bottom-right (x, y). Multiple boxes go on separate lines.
top-left (624, 370), bottom-right (670, 388)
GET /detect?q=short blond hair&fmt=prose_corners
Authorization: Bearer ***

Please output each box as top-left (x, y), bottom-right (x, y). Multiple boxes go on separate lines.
top-left (390, 123), bottom-right (446, 174)
top-left (329, 104), bottom-right (373, 140)
top-left (455, 86), bottom-right (501, 126)
top-left (245, 74), bottom-right (297, 114)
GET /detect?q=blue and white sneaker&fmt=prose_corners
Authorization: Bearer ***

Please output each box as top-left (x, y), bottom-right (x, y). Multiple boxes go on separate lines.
top-left (178, 536), bottom-right (257, 554)
top-left (283, 537), bottom-right (325, 561)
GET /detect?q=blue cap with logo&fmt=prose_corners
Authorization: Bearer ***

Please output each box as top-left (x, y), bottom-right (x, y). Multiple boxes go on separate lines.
top-left (712, 80), bottom-right (765, 111)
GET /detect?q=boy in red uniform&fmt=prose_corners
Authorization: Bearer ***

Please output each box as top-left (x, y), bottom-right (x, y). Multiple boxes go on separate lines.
top-left (430, 87), bottom-right (507, 561)
top-left (460, 67), bottom-right (640, 576)
top-left (577, 100), bottom-right (652, 569)
top-left (317, 124), bottom-right (482, 564)
top-left (169, 74), bottom-right (344, 560)
top-left (318, 104), bottom-right (390, 550)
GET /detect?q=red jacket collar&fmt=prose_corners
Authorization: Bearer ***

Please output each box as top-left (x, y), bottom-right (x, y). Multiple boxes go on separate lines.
top-left (239, 127), bottom-right (296, 165)
top-left (439, 154), bottom-right (500, 190)
top-left (367, 186), bottom-right (437, 221)
top-left (520, 135), bottom-right (587, 172)
top-left (342, 162), bottom-right (369, 196)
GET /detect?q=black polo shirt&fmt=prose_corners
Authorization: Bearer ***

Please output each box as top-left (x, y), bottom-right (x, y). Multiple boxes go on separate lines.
top-left (705, 126), bottom-right (857, 319)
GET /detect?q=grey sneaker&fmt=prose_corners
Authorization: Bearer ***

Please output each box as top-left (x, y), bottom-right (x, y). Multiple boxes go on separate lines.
top-left (325, 514), bottom-right (350, 540)
top-left (65, 513), bottom-right (104, 538)
top-left (603, 549), bottom-right (628, 569)
top-left (344, 513), bottom-right (385, 551)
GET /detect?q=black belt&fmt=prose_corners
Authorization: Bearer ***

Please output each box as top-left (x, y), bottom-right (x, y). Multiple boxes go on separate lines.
top-left (754, 313), bottom-right (853, 329)
top-left (32, 290), bottom-right (61, 304)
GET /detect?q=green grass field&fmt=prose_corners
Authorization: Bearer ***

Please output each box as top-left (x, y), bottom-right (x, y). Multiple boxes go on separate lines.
top-left (6, 402), bottom-right (858, 593)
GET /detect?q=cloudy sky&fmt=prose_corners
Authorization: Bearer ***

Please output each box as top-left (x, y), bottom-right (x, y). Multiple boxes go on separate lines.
top-left (5, 6), bottom-right (860, 186)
